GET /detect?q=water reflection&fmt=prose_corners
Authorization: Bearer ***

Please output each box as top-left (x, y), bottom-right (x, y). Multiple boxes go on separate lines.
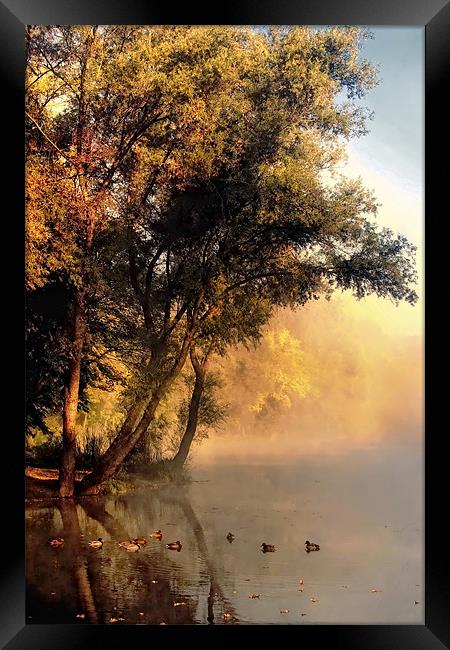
top-left (58, 500), bottom-right (98, 623)
top-left (159, 490), bottom-right (238, 624)
top-left (26, 444), bottom-right (423, 625)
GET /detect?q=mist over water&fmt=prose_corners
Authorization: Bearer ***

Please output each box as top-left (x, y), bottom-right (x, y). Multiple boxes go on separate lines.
top-left (26, 295), bottom-right (423, 625)
top-left (196, 296), bottom-right (423, 465)
top-left (26, 443), bottom-right (423, 625)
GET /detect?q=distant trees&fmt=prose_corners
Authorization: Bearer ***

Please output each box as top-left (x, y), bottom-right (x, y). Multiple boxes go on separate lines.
top-left (26, 26), bottom-right (418, 496)
top-left (224, 328), bottom-right (314, 430)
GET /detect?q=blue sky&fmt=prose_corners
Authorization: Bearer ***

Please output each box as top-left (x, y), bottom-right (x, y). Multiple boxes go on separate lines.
top-left (320, 27), bottom-right (424, 337)
top-left (353, 27), bottom-right (424, 199)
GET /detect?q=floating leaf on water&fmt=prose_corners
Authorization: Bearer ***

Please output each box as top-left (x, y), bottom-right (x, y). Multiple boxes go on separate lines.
top-left (310, 597), bottom-right (319, 603)
top-left (249, 594), bottom-right (260, 599)
top-left (173, 602), bottom-right (187, 607)
top-left (75, 613), bottom-right (85, 619)
top-left (139, 612), bottom-right (144, 616)
top-left (151, 579), bottom-right (158, 584)
top-left (301, 613), bottom-right (307, 616)
top-left (280, 609), bottom-right (289, 614)
top-left (371, 589), bottom-right (382, 593)
top-left (233, 590), bottom-right (237, 594)
top-left (341, 585), bottom-right (348, 588)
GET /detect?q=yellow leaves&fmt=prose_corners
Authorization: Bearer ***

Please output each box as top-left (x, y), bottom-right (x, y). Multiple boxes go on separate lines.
top-left (25, 157), bottom-right (81, 290)
top-left (225, 326), bottom-right (313, 421)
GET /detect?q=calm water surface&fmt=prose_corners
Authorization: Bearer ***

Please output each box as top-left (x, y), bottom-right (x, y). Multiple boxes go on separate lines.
top-left (26, 443), bottom-right (423, 625)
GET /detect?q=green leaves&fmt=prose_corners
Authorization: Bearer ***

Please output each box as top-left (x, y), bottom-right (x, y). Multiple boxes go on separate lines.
top-left (26, 26), bottom-right (419, 461)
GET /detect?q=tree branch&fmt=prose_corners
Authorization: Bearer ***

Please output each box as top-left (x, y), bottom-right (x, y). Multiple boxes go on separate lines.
top-left (25, 110), bottom-right (78, 170)
top-left (127, 232), bottom-right (144, 304)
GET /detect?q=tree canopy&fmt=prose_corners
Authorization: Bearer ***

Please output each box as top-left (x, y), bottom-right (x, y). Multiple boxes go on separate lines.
top-left (25, 26), bottom-right (418, 494)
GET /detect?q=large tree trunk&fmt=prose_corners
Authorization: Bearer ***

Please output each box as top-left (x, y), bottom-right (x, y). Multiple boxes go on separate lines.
top-left (172, 348), bottom-right (208, 468)
top-left (59, 291), bottom-right (87, 497)
top-left (58, 27), bottom-right (97, 498)
top-left (79, 333), bottom-right (194, 495)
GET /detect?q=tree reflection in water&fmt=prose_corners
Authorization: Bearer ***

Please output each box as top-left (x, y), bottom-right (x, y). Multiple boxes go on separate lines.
top-left (26, 487), bottom-right (238, 625)
top-left (58, 500), bottom-right (99, 623)
top-left (79, 497), bottom-right (196, 624)
top-left (159, 490), bottom-right (238, 624)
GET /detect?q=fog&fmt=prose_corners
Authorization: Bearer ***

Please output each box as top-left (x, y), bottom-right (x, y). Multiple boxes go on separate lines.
top-left (194, 293), bottom-right (423, 465)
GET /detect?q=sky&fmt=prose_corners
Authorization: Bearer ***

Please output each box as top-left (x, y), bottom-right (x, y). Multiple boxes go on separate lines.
top-left (351, 27), bottom-right (424, 201)
top-left (336, 27), bottom-right (424, 337)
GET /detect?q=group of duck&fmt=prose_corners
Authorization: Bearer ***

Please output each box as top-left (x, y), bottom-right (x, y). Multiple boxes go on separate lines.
top-left (49, 530), bottom-right (182, 553)
top-left (50, 532), bottom-right (320, 554)
top-left (228, 533), bottom-right (320, 554)
top-left (116, 531), bottom-right (182, 553)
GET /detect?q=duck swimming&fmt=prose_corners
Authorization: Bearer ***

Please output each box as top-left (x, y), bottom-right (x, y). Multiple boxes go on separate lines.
top-left (88, 537), bottom-right (104, 549)
top-left (118, 539), bottom-right (140, 551)
top-left (261, 543), bottom-right (276, 553)
top-left (49, 537), bottom-right (64, 548)
top-left (305, 540), bottom-right (320, 552)
top-left (166, 541), bottom-right (182, 551)
top-left (226, 532), bottom-right (235, 543)
top-left (150, 530), bottom-right (163, 539)
top-left (134, 537), bottom-right (147, 546)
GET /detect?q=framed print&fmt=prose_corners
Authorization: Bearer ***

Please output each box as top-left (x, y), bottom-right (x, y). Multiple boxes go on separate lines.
top-left (2, 0), bottom-right (449, 647)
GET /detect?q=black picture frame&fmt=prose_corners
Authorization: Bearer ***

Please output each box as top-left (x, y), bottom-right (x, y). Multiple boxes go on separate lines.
top-left (3, 0), bottom-right (448, 647)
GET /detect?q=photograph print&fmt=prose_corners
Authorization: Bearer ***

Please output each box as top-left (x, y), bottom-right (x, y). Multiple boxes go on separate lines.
top-left (25, 25), bottom-right (423, 626)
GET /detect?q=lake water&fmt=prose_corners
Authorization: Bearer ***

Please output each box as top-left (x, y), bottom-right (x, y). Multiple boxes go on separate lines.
top-left (26, 442), bottom-right (423, 625)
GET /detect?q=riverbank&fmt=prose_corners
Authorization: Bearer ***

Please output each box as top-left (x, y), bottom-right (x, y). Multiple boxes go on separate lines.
top-left (25, 463), bottom-right (188, 500)
top-left (26, 453), bottom-right (423, 625)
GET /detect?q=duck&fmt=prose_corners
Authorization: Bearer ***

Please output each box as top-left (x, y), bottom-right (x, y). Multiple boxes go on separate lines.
top-left (261, 542), bottom-right (276, 553)
top-left (150, 530), bottom-right (163, 540)
top-left (134, 537), bottom-right (147, 546)
top-left (88, 537), bottom-right (104, 549)
top-left (118, 539), bottom-right (140, 551)
top-left (226, 532), bottom-right (235, 543)
top-left (49, 537), bottom-right (64, 548)
top-left (305, 540), bottom-right (320, 552)
top-left (118, 539), bottom-right (134, 548)
top-left (166, 541), bottom-right (182, 551)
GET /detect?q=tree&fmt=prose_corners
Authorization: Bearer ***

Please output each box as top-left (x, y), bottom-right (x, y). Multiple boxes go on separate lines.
top-left (221, 328), bottom-right (313, 435)
top-left (26, 27), bottom-right (418, 495)
top-left (26, 25), bottom-right (256, 495)
top-left (80, 27), bottom-right (417, 493)
top-left (170, 292), bottom-right (271, 467)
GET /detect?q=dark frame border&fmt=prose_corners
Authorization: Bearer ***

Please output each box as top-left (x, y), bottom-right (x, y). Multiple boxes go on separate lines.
top-left (2, 0), bottom-right (449, 647)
